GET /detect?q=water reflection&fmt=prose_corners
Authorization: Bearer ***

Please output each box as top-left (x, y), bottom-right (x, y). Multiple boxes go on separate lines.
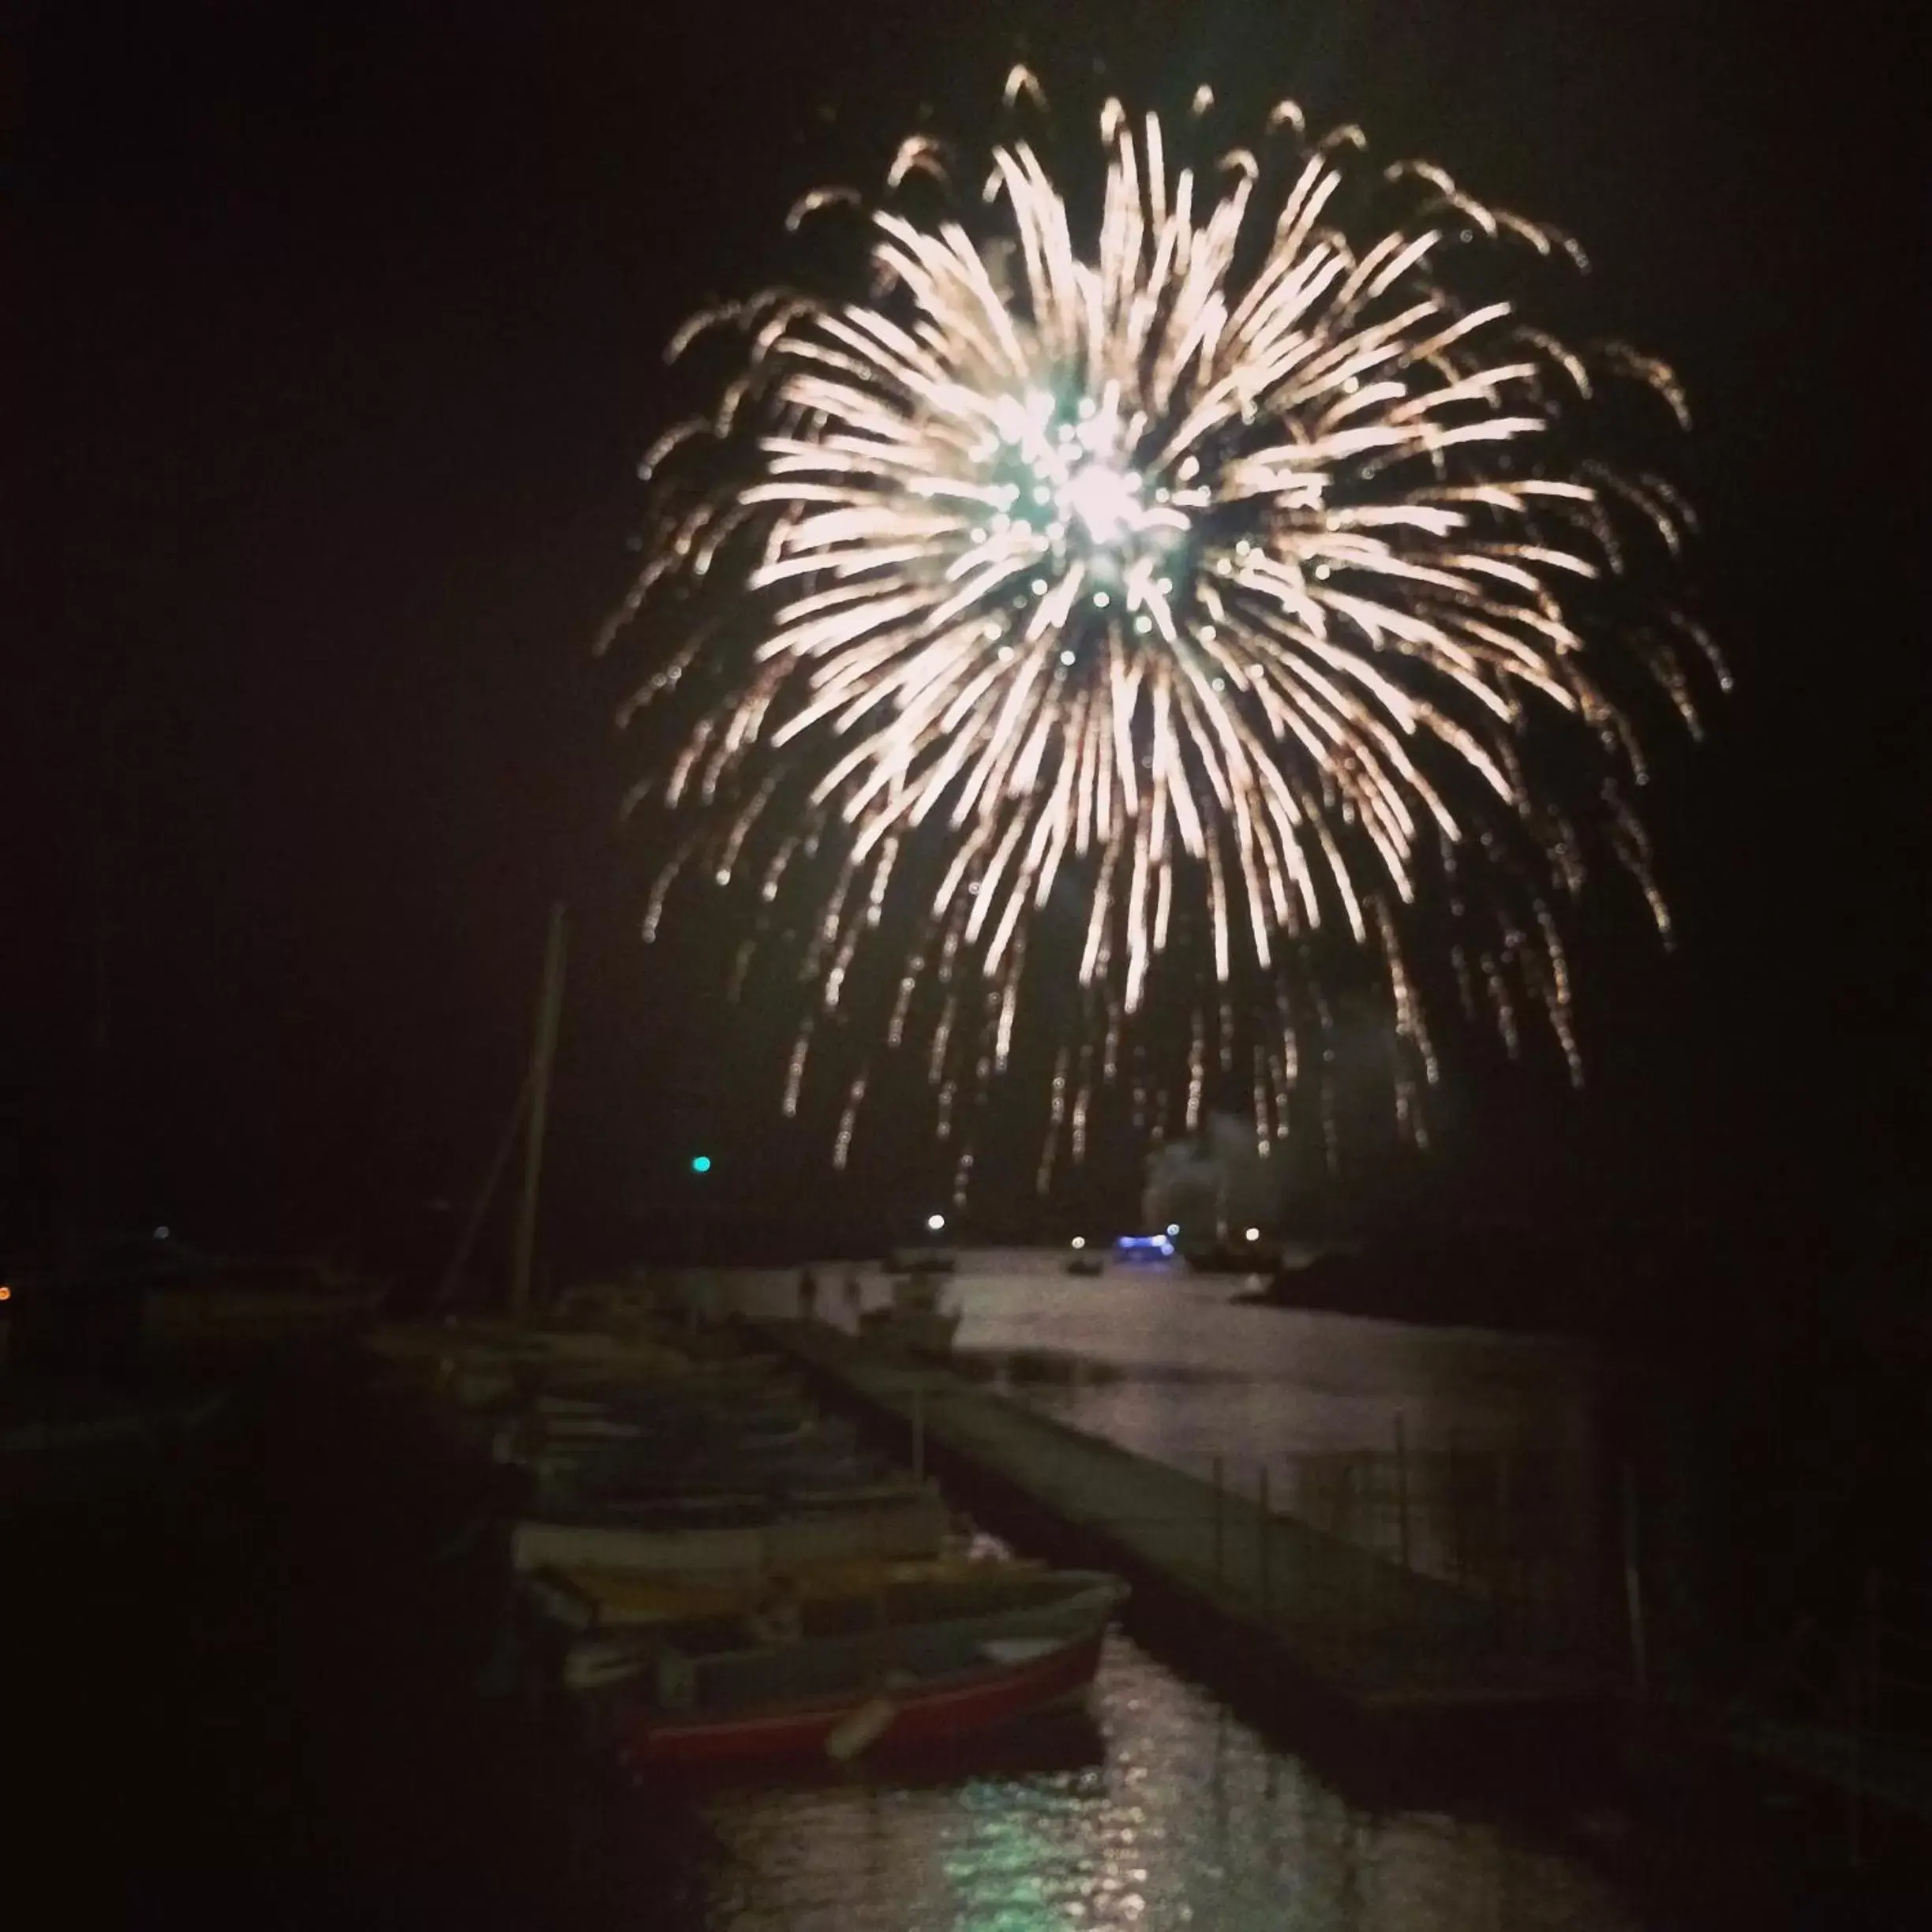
top-left (632, 1634), bottom-right (1641, 1931)
top-left (822, 1249), bottom-right (1636, 1645)
top-left (615, 1252), bottom-right (1658, 1927)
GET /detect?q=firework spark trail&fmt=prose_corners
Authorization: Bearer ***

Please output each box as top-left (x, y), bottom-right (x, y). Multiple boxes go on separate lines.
top-left (611, 71), bottom-right (1724, 1184)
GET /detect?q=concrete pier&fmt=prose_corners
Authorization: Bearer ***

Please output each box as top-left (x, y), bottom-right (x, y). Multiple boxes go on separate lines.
top-left (757, 1319), bottom-right (1609, 1762)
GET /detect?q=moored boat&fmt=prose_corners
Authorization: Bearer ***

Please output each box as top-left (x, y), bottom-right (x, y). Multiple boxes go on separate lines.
top-left (857, 1270), bottom-right (961, 1357)
top-left (586, 1568), bottom-right (1125, 1765)
top-left (511, 1485), bottom-right (952, 1580)
top-left (622, 1631), bottom-right (1107, 1766)
top-left (504, 1405), bottom-right (892, 1514)
top-left (532, 1453), bottom-right (899, 1514)
top-left (369, 1320), bottom-right (695, 1377)
top-left (882, 1247), bottom-right (957, 1275)
top-left (523, 1551), bottom-right (1044, 1632)
top-left (492, 1396), bottom-right (826, 1469)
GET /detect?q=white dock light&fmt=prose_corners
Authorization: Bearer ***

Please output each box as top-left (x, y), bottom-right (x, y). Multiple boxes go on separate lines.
top-left (1245, 1226), bottom-right (1260, 1242)
top-left (926, 1213), bottom-right (945, 1233)
top-left (1070, 1236), bottom-right (1086, 1251)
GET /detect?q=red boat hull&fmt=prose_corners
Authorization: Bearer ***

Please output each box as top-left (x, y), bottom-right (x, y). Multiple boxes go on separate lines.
top-left (615, 1631), bottom-right (1106, 1768)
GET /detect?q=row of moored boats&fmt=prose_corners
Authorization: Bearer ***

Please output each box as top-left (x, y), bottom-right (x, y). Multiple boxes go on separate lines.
top-left (369, 1282), bottom-right (1125, 1769)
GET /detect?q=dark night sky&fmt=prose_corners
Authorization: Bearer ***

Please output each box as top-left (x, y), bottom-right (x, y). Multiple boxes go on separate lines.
top-left (6, 2), bottom-right (1915, 1268)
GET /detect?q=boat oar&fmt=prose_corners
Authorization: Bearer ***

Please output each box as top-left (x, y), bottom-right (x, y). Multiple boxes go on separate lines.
top-left (824, 1692), bottom-right (896, 1762)
top-left (823, 1582), bottom-right (905, 1762)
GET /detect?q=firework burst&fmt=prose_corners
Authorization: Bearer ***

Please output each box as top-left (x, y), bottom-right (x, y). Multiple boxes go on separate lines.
top-left (607, 72), bottom-right (1725, 1199)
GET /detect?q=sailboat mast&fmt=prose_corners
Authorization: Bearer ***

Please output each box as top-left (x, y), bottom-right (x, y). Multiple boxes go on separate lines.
top-left (510, 901), bottom-right (567, 1320)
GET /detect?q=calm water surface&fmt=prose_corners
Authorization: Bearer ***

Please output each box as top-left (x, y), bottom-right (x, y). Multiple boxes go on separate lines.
top-left (629, 1631), bottom-right (1641, 1932)
top-left (740, 1249), bottom-right (1641, 1596)
top-left (625, 1251), bottom-right (1665, 1930)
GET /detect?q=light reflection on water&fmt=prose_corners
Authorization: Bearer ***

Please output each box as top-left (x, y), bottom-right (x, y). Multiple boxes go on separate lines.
top-left (627, 1252), bottom-right (1655, 1928)
top-left (722, 1249), bottom-right (1636, 1601)
top-left (638, 1634), bottom-right (1640, 1931)
top-left (738, 1249), bottom-right (1624, 1468)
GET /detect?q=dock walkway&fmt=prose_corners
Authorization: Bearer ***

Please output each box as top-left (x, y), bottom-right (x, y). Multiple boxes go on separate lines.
top-left (757, 1319), bottom-right (1608, 1740)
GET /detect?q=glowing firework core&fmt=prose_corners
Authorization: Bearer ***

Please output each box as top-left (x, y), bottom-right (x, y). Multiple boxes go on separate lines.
top-left (977, 392), bottom-right (1192, 632)
top-left (1061, 461), bottom-right (1138, 545)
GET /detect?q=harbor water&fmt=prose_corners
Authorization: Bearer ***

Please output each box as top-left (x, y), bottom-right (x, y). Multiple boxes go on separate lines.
top-left (7, 1247), bottom-right (1844, 1928)
top-left (615, 1630), bottom-right (1641, 1931)
top-left (604, 1249), bottom-right (1687, 1931)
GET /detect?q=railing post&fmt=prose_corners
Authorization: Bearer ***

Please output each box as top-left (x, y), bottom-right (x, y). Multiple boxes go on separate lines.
top-left (1849, 1569), bottom-right (1878, 1870)
top-left (1212, 1454), bottom-right (1225, 1581)
top-left (1354, 1521), bottom-right (1368, 1653)
top-left (912, 1381), bottom-right (925, 1482)
top-left (1394, 1413), bottom-right (1412, 1572)
top-left (1258, 1463), bottom-right (1271, 1622)
top-left (1494, 1447), bottom-right (1511, 1638)
top-left (1621, 1460), bottom-right (1648, 1696)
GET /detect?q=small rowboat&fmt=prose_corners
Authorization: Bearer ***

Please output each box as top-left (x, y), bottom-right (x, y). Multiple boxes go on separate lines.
top-left (522, 1386), bottom-right (811, 1436)
top-left (494, 1413), bottom-right (842, 1499)
top-left (526, 1426), bottom-right (886, 1507)
top-left (511, 1485), bottom-right (952, 1581)
top-left (622, 1629), bottom-right (1106, 1767)
top-left (857, 1269), bottom-right (961, 1357)
top-left (523, 1551), bottom-right (1044, 1632)
top-left (368, 1320), bottom-right (692, 1376)
top-left (594, 1568), bottom-right (1125, 1767)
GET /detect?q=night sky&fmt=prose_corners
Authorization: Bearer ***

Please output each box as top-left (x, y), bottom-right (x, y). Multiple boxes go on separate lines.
top-left (8, 3), bottom-right (1913, 1272)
